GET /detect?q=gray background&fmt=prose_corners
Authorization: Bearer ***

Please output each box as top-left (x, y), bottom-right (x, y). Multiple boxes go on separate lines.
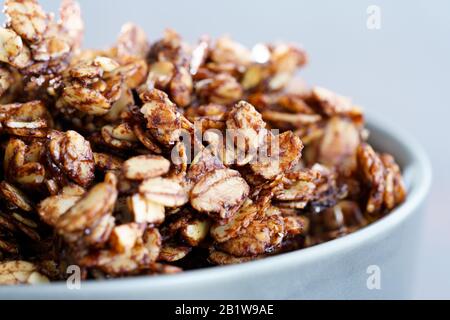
top-left (36, 0), bottom-right (449, 299)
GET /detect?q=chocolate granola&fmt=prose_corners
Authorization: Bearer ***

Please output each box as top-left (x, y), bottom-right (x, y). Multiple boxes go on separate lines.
top-left (0, 0), bottom-right (406, 284)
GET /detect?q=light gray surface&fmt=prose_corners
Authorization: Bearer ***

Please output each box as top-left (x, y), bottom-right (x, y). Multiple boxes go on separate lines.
top-left (18, 0), bottom-right (450, 299)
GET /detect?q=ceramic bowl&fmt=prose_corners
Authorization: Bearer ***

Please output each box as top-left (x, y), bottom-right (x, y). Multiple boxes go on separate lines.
top-left (0, 114), bottom-right (432, 299)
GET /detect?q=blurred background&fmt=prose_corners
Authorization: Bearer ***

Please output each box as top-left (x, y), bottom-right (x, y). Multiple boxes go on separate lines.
top-left (36, 0), bottom-right (449, 299)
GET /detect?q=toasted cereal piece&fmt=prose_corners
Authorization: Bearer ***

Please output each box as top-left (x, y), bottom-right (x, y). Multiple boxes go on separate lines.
top-left (143, 227), bottom-right (162, 262)
top-left (210, 199), bottom-right (259, 243)
top-left (208, 249), bottom-right (261, 266)
top-left (114, 23), bottom-right (148, 59)
top-left (180, 218), bottom-right (210, 246)
top-left (128, 193), bottom-right (165, 224)
top-left (4, 0), bottom-right (49, 43)
top-left (0, 261), bottom-right (49, 285)
top-left (357, 143), bottom-right (386, 214)
top-left (38, 193), bottom-right (83, 226)
top-left (190, 169), bottom-right (249, 220)
top-left (139, 177), bottom-right (188, 207)
top-left (122, 155), bottom-right (170, 180)
top-left (159, 244), bottom-right (191, 262)
top-left (56, 177), bottom-right (117, 243)
top-left (250, 131), bottom-right (303, 180)
top-left (0, 181), bottom-right (33, 212)
top-left (48, 130), bottom-right (95, 187)
top-left (109, 223), bottom-right (143, 253)
top-left (218, 214), bottom-right (285, 257)
top-left (196, 73), bottom-right (243, 105)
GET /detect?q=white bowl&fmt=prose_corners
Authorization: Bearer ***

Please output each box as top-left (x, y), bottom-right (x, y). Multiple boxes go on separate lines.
top-left (0, 114), bottom-right (432, 300)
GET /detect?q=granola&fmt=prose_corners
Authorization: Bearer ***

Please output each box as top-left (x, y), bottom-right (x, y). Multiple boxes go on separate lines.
top-left (0, 0), bottom-right (407, 283)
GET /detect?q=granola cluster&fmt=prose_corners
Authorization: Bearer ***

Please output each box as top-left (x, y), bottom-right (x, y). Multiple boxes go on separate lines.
top-left (0, 0), bottom-right (406, 284)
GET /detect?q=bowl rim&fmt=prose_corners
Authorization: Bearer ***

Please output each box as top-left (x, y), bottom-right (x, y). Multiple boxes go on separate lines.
top-left (1, 113), bottom-right (432, 295)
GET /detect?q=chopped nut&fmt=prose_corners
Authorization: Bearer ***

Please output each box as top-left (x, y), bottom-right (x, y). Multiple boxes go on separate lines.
top-left (180, 219), bottom-right (210, 246)
top-left (128, 193), bottom-right (165, 224)
top-left (109, 223), bottom-right (142, 253)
